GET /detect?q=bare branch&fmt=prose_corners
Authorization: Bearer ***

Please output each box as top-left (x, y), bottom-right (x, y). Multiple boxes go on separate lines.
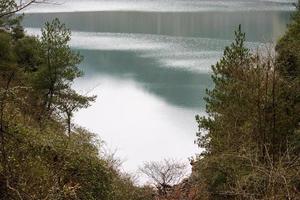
top-left (139, 158), bottom-right (188, 191)
top-left (0, 0), bottom-right (52, 18)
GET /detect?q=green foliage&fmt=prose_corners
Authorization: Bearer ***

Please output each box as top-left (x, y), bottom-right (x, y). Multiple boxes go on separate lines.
top-left (0, 0), bottom-right (16, 21)
top-left (195, 24), bottom-right (300, 199)
top-left (0, 31), bottom-right (14, 64)
top-left (196, 25), bottom-right (252, 154)
top-left (15, 36), bottom-right (42, 71)
top-left (31, 18), bottom-right (83, 113)
top-left (56, 89), bottom-right (96, 134)
top-left (1, 122), bottom-right (113, 199)
top-left (0, 0), bottom-right (16, 15)
top-left (0, 0), bottom-right (23, 29)
top-left (276, 0), bottom-right (300, 78)
top-left (275, 0), bottom-right (300, 153)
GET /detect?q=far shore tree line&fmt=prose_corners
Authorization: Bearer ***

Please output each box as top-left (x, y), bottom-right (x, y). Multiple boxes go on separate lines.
top-left (0, 0), bottom-right (299, 199)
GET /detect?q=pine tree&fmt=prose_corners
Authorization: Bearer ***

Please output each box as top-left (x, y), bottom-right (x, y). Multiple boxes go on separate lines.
top-left (31, 18), bottom-right (83, 115)
top-left (196, 25), bottom-right (253, 155)
top-left (195, 24), bottom-right (300, 199)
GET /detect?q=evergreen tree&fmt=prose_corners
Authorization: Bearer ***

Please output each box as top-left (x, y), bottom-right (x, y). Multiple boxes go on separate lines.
top-left (196, 25), bottom-right (252, 155)
top-left (195, 25), bottom-right (300, 199)
top-left (31, 18), bottom-right (83, 115)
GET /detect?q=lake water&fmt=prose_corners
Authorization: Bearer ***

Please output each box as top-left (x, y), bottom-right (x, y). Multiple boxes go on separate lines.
top-left (22, 0), bottom-right (294, 177)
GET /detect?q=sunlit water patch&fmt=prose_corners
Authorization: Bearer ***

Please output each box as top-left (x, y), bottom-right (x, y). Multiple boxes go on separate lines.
top-left (25, 28), bottom-right (262, 74)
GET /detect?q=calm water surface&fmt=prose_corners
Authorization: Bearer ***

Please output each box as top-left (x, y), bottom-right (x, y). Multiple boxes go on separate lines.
top-left (23, 0), bottom-right (293, 176)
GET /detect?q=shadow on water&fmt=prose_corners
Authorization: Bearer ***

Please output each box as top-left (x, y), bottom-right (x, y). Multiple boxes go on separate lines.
top-left (78, 49), bottom-right (213, 109)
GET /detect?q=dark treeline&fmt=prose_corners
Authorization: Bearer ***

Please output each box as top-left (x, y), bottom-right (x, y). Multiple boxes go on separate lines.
top-left (0, 0), bottom-right (299, 200)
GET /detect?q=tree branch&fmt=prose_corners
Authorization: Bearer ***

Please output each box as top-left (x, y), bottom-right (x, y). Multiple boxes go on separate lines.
top-left (0, 0), bottom-right (49, 18)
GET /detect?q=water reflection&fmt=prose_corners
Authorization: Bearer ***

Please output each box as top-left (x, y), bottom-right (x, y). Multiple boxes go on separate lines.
top-left (79, 49), bottom-right (213, 109)
top-left (73, 76), bottom-right (201, 172)
top-left (23, 11), bottom-right (291, 41)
